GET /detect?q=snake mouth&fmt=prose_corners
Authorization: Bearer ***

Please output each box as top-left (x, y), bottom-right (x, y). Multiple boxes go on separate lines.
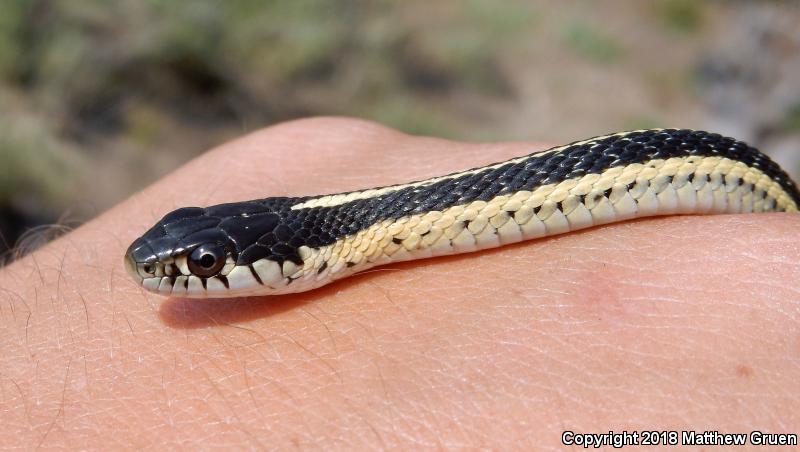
top-left (124, 240), bottom-right (185, 285)
top-left (123, 252), bottom-right (189, 295)
top-left (124, 254), bottom-right (183, 280)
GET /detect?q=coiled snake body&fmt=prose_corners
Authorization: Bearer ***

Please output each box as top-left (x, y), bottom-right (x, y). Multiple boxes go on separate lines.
top-left (125, 129), bottom-right (800, 298)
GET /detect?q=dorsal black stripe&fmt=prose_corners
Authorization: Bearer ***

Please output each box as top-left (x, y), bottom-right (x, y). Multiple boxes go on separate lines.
top-left (131, 130), bottom-right (800, 269)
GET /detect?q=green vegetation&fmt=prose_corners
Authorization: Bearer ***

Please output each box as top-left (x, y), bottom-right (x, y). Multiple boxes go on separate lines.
top-left (623, 114), bottom-right (661, 132)
top-left (0, 1), bottom-right (797, 260)
top-left (654, 0), bottom-right (706, 34)
top-left (0, 107), bottom-right (81, 210)
top-left (563, 22), bottom-right (624, 64)
top-left (780, 103), bottom-right (800, 133)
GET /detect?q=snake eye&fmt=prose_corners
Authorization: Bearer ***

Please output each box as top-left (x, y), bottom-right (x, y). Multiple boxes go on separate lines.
top-left (187, 244), bottom-right (226, 277)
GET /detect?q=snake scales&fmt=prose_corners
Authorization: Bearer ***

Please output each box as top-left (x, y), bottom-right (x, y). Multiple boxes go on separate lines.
top-left (124, 129), bottom-right (800, 298)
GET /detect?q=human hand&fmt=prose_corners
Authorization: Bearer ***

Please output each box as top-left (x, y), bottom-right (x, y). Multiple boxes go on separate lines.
top-left (2, 118), bottom-right (798, 448)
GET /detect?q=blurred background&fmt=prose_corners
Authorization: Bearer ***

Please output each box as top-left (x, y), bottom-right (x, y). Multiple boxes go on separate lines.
top-left (1, 0), bottom-right (799, 263)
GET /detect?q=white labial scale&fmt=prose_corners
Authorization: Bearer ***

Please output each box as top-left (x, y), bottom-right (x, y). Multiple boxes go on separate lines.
top-left (221, 258), bottom-right (235, 275)
top-left (163, 264), bottom-right (176, 277)
top-left (175, 256), bottom-right (190, 276)
top-left (172, 276), bottom-right (188, 295)
top-left (207, 277), bottom-right (227, 292)
top-left (250, 259), bottom-right (284, 286)
top-left (158, 277), bottom-right (173, 294)
top-left (226, 265), bottom-right (257, 291)
top-left (143, 277), bottom-right (161, 292)
top-left (187, 275), bottom-right (205, 295)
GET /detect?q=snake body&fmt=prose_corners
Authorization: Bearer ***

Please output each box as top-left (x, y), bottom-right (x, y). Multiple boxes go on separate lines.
top-left (125, 129), bottom-right (800, 298)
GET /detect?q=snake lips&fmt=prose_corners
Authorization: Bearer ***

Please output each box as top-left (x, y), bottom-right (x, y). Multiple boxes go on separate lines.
top-left (125, 129), bottom-right (800, 298)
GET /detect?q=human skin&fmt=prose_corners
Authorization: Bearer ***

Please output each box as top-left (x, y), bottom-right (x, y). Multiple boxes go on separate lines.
top-left (0, 117), bottom-right (798, 450)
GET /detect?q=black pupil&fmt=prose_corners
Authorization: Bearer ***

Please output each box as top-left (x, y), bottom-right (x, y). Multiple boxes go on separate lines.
top-left (199, 253), bottom-right (216, 268)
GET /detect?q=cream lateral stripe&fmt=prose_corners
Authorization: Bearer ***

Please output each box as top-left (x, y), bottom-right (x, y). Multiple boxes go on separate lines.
top-left (290, 130), bottom-right (649, 210)
top-left (138, 154), bottom-right (798, 298)
top-left (124, 127), bottom-right (800, 299)
top-left (259, 155), bottom-right (796, 295)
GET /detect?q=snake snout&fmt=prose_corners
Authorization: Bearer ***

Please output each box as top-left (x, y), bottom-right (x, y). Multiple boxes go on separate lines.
top-left (123, 247), bottom-right (140, 283)
top-left (124, 237), bottom-right (162, 281)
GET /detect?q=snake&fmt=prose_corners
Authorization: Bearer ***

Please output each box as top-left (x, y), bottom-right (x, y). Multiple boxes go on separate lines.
top-left (124, 129), bottom-right (800, 298)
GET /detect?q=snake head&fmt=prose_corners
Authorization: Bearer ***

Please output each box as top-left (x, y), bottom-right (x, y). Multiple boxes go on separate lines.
top-left (124, 200), bottom-right (310, 298)
top-left (124, 206), bottom-right (235, 294)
